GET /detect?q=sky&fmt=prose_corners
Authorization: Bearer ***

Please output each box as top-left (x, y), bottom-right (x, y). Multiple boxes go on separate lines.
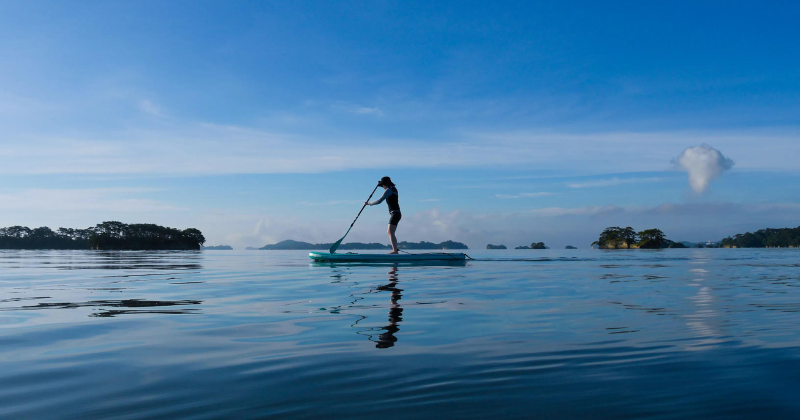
top-left (0, 0), bottom-right (798, 249)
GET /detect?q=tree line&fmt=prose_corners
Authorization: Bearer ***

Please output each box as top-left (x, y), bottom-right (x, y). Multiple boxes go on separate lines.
top-left (720, 227), bottom-right (800, 248)
top-left (0, 222), bottom-right (205, 250)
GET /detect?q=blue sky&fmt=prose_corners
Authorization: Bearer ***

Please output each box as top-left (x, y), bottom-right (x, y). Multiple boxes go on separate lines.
top-left (0, 1), bottom-right (798, 248)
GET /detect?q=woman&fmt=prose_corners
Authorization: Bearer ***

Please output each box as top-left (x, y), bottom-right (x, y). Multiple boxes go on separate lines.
top-left (366, 176), bottom-right (401, 254)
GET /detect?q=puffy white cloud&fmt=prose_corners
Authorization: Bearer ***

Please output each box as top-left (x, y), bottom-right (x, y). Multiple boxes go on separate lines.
top-left (673, 144), bottom-right (734, 194)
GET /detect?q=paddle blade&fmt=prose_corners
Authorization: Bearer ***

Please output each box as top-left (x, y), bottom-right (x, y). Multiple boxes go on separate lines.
top-left (329, 237), bottom-right (344, 254)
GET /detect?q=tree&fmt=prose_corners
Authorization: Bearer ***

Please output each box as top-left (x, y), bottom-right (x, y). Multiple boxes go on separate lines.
top-left (638, 229), bottom-right (666, 248)
top-left (593, 227), bottom-right (626, 249)
top-left (622, 227), bottom-right (637, 247)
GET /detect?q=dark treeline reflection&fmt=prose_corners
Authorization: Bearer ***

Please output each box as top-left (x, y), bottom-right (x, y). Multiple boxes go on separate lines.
top-left (0, 222), bottom-right (205, 250)
top-left (0, 298), bottom-right (202, 317)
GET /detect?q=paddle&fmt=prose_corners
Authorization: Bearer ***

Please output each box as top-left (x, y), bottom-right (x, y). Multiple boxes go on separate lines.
top-left (329, 183), bottom-right (381, 254)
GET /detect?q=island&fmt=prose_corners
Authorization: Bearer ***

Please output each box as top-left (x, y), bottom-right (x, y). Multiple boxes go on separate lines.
top-left (515, 245), bottom-right (530, 249)
top-left (565, 245), bottom-right (577, 249)
top-left (202, 245), bottom-right (233, 250)
top-left (720, 226), bottom-right (800, 248)
top-left (0, 222), bottom-right (205, 250)
top-left (486, 244), bottom-right (507, 249)
top-left (591, 227), bottom-right (686, 249)
top-left (259, 239), bottom-right (468, 250)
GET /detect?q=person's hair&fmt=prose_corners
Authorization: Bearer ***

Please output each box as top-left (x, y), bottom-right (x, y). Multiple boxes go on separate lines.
top-left (379, 176), bottom-right (395, 187)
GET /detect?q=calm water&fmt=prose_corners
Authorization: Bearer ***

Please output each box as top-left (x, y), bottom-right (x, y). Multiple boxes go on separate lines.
top-left (1, 249), bottom-right (799, 419)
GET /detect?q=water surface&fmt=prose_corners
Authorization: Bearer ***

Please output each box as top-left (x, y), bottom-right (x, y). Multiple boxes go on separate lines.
top-left (1, 249), bottom-right (799, 419)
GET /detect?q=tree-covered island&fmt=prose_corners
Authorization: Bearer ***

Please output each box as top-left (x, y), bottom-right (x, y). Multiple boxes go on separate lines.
top-left (720, 226), bottom-right (800, 248)
top-left (515, 242), bottom-right (547, 249)
top-left (592, 227), bottom-right (686, 249)
top-left (486, 244), bottom-right (507, 249)
top-left (0, 222), bottom-right (205, 250)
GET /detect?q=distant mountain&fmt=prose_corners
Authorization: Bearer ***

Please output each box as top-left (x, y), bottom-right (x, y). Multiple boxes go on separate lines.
top-left (260, 240), bottom-right (322, 250)
top-left (202, 245), bottom-right (233, 250)
top-left (486, 244), bottom-right (507, 249)
top-left (259, 239), bottom-right (468, 250)
top-left (399, 240), bottom-right (468, 250)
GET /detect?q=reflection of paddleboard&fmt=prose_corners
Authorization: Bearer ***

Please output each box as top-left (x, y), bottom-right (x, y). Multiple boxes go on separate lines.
top-left (309, 252), bottom-right (467, 262)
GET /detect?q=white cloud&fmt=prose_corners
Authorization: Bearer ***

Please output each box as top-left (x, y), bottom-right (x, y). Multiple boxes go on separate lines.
top-left (672, 144), bottom-right (734, 194)
top-left (568, 177), bottom-right (665, 189)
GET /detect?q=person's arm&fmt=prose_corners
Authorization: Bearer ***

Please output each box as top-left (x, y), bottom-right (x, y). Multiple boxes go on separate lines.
top-left (367, 189), bottom-right (392, 206)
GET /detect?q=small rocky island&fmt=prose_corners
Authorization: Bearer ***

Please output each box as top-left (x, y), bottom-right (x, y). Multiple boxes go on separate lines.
top-left (486, 244), bottom-right (507, 249)
top-left (591, 227), bottom-right (685, 249)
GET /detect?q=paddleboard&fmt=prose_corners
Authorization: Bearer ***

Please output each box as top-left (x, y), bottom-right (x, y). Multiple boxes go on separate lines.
top-left (309, 252), bottom-right (467, 262)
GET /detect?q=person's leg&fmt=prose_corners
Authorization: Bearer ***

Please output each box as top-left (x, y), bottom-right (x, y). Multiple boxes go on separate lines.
top-left (388, 224), bottom-right (398, 254)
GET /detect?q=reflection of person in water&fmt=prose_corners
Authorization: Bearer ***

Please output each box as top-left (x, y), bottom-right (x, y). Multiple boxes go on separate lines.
top-left (375, 265), bottom-right (403, 349)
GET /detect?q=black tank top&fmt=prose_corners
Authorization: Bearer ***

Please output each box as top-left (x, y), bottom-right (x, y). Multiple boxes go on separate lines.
top-left (386, 186), bottom-right (400, 213)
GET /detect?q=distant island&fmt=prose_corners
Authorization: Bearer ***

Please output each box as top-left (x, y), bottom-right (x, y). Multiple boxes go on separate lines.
top-left (486, 244), bottom-right (507, 249)
top-left (565, 245), bottom-right (577, 249)
top-left (516, 242), bottom-right (547, 250)
top-left (591, 226), bottom-right (687, 249)
top-left (0, 222), bottom-right (205, 250)
top-left (260, 239), bottom-right (468, 250)
top-left (202, 245), bottom-right (233, 250)
top-left (721, 226), bottom-right (800, 248)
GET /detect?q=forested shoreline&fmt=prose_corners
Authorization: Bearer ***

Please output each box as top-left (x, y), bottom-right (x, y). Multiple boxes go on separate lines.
top-left (720, 227), bottom-right (800, 248)
top-left (0, 222), bottom-right (205, 250)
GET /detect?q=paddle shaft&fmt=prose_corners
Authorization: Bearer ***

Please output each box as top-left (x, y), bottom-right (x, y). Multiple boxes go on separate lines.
top-left (330, 184), bottom-right (380, 253)
top-left (349, 184), bottom-right (380, 229)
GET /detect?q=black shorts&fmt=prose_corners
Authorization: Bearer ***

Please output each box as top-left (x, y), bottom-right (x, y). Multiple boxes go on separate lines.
top-left (389, 211), bottom-right (402, 226)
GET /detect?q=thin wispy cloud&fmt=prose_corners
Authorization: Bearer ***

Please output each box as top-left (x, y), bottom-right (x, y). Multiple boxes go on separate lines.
top-left (330, 102), bottom-right (384, 116)
top-left (138, 100), bottom-right (166, 117)
top-left (568, 177), bottom-right (665, 189)
top-left (495, 192), bottom-right (555, 199)
top-left (301, 200), bottom-right (364, 206)
top-left (0, 188), bottom-right (180, 212)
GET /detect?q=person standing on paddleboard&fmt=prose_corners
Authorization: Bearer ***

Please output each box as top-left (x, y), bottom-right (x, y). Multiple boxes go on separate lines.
top-left (366, 176), bottom-right (401, 254)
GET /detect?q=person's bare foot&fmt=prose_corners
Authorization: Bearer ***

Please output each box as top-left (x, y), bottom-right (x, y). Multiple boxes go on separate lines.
top-left (388, 250), bottom-right (399, 254)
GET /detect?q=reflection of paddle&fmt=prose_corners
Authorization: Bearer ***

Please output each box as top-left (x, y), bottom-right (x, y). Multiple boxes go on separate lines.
top-left (330, 183), bottom-right (380, 254)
